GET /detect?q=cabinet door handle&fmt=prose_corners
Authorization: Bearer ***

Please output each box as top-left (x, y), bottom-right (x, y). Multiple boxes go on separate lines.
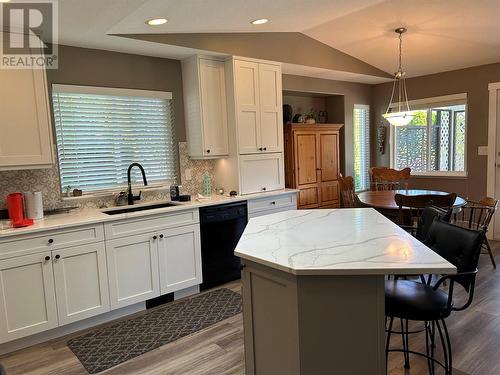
top-left (206, 149), bottom-right (211, 154)
top-left (54, 254), bottom-right (61, 260)
top-left (153, 235), bottom-right (158, 240)
top-left (48, 238), bottom-right (54, 244)
top-left (159, 234), bottom-right (164, 239)
top-left (271, 201), bottom-right (276, 205)
top-left (263, 147), bottom-right (267, 151)
top-left (258, 147), bottom-right (263, 151)
top-left (44, 255), bottom-right (51, 262)
top-left (262, 187), bottom-right (267, 191)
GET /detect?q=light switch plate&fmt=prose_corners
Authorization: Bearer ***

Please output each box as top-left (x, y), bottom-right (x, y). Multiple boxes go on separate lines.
top-left (478, 146), bottom-right (488, 156)
top-left (185, 169), bottom-right (192, 181)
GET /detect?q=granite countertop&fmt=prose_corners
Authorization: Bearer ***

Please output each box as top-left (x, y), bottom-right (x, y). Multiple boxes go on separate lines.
top-left (0, 189), bottom-right (298, 238)
top-left (235, 208), bottom-right (456, 276)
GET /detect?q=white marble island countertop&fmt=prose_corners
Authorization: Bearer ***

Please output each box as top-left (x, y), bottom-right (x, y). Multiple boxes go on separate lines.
top-left (235, 208), bottom-right (456, 276)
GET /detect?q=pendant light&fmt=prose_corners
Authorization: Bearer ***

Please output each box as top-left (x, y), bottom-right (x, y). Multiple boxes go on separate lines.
top-left (382, 27), bottom-right (414, 126)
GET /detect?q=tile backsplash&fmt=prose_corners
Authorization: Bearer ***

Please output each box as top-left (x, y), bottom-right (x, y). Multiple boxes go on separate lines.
top-left (0, 142), bottom-right (217, 210)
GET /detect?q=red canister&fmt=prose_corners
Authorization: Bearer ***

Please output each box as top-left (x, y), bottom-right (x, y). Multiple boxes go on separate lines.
top-left (6, 193), bottom-right (33, 227)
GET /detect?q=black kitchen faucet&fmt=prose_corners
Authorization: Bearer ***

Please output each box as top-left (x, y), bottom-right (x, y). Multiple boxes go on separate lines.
top-left (127, 163), bottom-right (148, 205)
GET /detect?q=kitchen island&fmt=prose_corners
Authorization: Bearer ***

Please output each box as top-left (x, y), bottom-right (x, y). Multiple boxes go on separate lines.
top-left (235, 208), bottom-right (456, 375)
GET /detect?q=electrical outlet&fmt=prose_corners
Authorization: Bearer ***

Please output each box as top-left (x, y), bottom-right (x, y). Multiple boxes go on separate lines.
top-left (185, 169), bottom-right (192, 181)
top-left (478, 146), bottom-right (488, 156)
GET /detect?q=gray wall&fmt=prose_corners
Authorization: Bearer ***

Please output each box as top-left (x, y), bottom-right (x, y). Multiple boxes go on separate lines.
top-left (282, 74), bottom-right (372, 177)
top-left (47, 45), bottom-right (186, 141)
top-left (371, 62), bottom-right (500, 200)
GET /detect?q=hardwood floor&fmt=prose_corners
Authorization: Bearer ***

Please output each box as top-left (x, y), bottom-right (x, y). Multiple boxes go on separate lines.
top-left (1, 245), bottom-right (500, 375)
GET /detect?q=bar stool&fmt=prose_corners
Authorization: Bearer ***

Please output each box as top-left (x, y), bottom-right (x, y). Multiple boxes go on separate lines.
top-left (385, 219), bottom-right (485, 374)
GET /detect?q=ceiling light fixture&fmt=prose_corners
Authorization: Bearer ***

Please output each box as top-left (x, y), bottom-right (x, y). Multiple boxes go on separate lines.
top-left (146, 18), bottom-right (167, 26)
top-left (251, 18), bottom-right (269, 25)
top-left (382, 27), bottom-right (414, 126)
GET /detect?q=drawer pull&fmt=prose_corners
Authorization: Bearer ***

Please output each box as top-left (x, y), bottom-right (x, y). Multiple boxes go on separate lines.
top-left (258, 147), bottom-right (263, 151)
top-left (263, 147), bottom-right (267, 151)
top-left (153, 235), bottom-right (158, 240)
top-left (44, 256), bottom-right (50, 261)
top-left (262, 187), bottom-right (267, 191)
top-left (206, 149), bottom-right (211, 154)
top-left (271, 201), bottom-right (276, 205)
top-left (159, 234), bottom-right (164, 239)
top-left (48, 238), bottom-right (54, 244)
top-left (55, 254), bottom-right (61, 260)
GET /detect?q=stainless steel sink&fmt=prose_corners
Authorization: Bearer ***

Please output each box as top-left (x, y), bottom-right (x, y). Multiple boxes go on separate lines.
top-left (101, 202), bottom-right (180, 215)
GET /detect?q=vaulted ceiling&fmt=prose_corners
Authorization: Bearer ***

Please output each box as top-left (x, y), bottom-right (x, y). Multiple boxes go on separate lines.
top-left (9, 0), bottom-right (500, 82)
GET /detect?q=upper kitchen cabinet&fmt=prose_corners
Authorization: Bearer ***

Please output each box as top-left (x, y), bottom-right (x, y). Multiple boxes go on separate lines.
top-left (229, 58), bottom-right (283, 155)
top-left (0, 37), bottom-right (54, 170)
top-left (182, 55), bottom-right (229, 158)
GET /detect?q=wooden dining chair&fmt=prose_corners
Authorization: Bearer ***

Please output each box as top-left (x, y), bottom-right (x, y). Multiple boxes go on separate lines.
top-left (394, 193), bottom-right (457, 235)
top-left (338, 174), bottom-right (364, 208)
top-left (452, 196), bottom-right (498, 268)
top-left (370, 167), bottom-right (411, 191)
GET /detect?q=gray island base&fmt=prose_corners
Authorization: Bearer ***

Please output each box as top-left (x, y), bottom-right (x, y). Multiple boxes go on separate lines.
top-left (235, 208), bottom-right (456, 375)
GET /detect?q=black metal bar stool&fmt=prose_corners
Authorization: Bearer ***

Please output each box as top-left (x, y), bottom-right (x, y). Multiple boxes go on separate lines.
top-left (385, 218), bottom-right (485, 374)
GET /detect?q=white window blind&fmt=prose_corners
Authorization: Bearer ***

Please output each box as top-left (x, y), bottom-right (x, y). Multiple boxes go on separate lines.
top-left (52, 84), bottom-right (177, 193)
top-left (353, 105), bottom-right (370, 191)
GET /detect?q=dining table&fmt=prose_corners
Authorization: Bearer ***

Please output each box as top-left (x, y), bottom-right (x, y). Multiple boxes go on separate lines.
top-left (357, 189), bottom-right (467, 212)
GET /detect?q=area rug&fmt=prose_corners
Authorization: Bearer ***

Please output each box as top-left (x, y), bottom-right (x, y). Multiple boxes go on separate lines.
top-left (67, 288), bottom-right (242, 374)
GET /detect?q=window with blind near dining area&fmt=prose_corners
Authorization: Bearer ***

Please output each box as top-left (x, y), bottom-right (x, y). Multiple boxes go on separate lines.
top-left (52, 85), bottom-right (177, 193)
top-left (353, 104), bottom-right (370, 191)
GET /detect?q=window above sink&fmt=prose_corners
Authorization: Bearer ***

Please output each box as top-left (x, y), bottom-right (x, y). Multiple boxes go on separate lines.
top-left (51, 84), bottom-right (178, 195)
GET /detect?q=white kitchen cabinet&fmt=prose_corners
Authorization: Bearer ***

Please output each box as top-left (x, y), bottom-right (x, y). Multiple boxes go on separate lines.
top-left (234, 59), bottom-right (261, 154)
top-left (53, 243), bottom-right (110, 325)
top-left (247, 192), bottom-right (298, 218)
top-left (258, 63), bottom-right (283, 153)
top-left (240, 153), bottom-right (285, 194)
top-left (0, 32), bottom-right (54, 170)
top-left (0, 252), bottom-right (58, 343)
top-left (106, 232), bottom-right (160, 309)
top-left (158, 224), bottom-right (202, 294)
top-left (182, 55), bottom-right (229, 158)
top-left (233, 59), bottom-right (283, 155)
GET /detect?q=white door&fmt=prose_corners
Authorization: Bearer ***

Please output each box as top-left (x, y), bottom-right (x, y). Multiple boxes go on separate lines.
top-left (106, 233), bottom-right (160, 309)
top-left (0, 35), bottom-right (53, 169)
top-left (199, 59), bottom-right (229, 156)
top-left (0, 252), bottom-right (58, 343)
top-left (258, 63), bottom-right (283, 153)
top-left (239, 153), bottom-right (285, 194)
top-left (53, 243), bottom-right (110, 325)
top-left (158, 224), bottom-right (202, 294)
top-left (235, 59), bottom-right (261, 154)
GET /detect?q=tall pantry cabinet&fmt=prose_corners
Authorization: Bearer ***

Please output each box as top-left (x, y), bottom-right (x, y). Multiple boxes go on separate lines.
top-left (284, 124), bottom-right (343, 208)
top-left (215, 57), bottom-right (285, 195)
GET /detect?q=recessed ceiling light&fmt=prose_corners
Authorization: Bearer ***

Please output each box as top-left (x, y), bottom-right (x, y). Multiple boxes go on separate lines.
top-left (146, 18), bottom-right (168, 26)
top-left (251, 18), bottom-right (269, 25)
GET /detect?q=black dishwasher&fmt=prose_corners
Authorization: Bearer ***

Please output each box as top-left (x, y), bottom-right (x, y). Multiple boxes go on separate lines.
top-left (199, 201), bottom-right (248, 291)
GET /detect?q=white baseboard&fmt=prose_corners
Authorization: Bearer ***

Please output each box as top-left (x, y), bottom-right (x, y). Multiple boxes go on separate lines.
top-left (174, 285), bottom-right (200, 300)
top-left (0, 302), bottom-right (145, 356)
